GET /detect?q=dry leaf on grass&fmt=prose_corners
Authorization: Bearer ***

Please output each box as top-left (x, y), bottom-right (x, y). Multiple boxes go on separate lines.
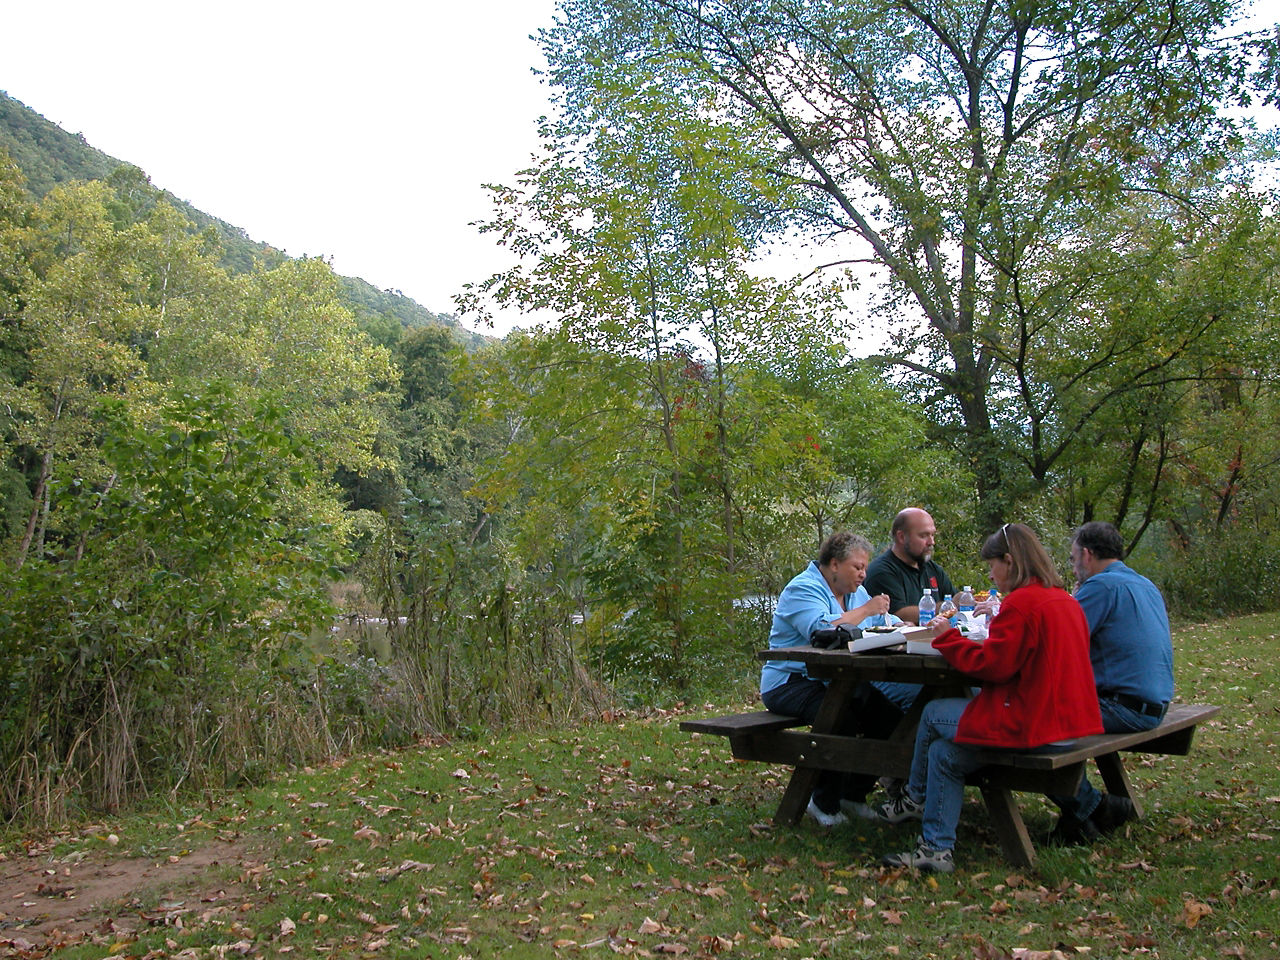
top-left (1182, 899), bottom-right (1214, 928)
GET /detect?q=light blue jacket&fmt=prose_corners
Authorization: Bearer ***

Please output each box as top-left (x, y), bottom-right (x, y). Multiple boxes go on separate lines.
top-left (759, 561), bottom-right (890, 694)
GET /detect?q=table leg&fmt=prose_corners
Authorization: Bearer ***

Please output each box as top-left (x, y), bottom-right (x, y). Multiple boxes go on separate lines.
top-left (771, 674), bottom-right (861, 825)
top-left (1094, 752), bottom-right (1143, 818)
top-left (775, 766), bottom-right (820, 824)
top-left (979, 785), bottom-right (1036, 868)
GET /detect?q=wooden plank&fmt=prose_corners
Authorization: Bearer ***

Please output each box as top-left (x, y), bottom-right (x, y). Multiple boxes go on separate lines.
top-left (1094, 752), bottom-right (1143, 818)
top-left (969, 762), bottom-right (1087, 796)
top-left (679, 711), bottom-right (805, 736)
top-left (729, 729), bottom-right (916, 778)
top-left (963, 704), bottom-right (1221, 770)
top-left (980, 785), bottom-right (1036, 868)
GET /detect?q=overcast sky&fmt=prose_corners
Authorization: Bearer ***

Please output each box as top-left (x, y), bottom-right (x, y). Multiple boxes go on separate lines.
top-left (4, 0), bottom-right (1279, 340)
top-left (4, 0), bottom-right (559, 334)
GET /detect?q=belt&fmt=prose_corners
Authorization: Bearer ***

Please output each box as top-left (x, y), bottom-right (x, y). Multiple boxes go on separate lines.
top-left (1100, 690), bottom-right (1167, 718)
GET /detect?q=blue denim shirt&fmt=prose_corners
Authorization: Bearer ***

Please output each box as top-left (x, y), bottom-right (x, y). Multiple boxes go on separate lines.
top-left (1074, 560), bottom-right (1174, 704)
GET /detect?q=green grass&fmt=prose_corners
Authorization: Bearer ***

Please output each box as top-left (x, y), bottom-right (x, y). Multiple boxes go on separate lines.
top-left (12, 614), bottom-right (1280, 958)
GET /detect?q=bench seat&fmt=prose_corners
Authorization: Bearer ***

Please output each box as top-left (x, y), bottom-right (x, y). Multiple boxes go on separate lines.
top-left (680, 711), bottom-right (807, 737)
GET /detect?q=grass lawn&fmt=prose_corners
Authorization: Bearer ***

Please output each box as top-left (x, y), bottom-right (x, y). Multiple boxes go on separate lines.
top-left (3, 614), bottom-right (1278, 959)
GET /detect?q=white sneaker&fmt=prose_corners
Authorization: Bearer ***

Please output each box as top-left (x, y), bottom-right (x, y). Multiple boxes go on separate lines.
top-left (872, 792), bottom-right (924, 824)
top-left (806, 797), bottom-right (848, 828)
top-left (840, 798), bottom-right (876, 820)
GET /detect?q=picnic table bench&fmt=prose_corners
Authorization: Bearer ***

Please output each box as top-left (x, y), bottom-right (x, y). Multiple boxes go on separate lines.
top-left (680, 647), bottom-right (1220, 867)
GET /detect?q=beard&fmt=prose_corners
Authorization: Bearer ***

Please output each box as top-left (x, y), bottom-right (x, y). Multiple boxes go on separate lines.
top-left (907, 546), bottom-right (932, 565)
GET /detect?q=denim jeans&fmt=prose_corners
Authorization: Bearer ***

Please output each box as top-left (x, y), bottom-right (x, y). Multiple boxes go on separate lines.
top-left (906, 698), bottom-right (1075, 851)
top-left (763, 674), bottom-right (903, 813)
top-left (903, 698), bottom-right (974, 851)
top-left (872, 681), bottom-right (922, 712)
top-left (1051, 696), bottom-right (1162, 820)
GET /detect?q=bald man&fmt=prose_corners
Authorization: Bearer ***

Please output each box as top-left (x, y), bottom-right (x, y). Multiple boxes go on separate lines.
top-left (864, 508), bottom-right (955, 624)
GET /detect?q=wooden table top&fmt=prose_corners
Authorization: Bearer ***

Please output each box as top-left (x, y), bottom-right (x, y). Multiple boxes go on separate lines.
top-left (756, 645), bottom-right (970, 683)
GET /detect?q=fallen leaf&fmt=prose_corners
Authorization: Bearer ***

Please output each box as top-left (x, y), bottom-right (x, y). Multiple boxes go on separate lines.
top-left (768, 934), bottom-right (799, 948)
top-left (1183, 899), bottom-right (1213, 929)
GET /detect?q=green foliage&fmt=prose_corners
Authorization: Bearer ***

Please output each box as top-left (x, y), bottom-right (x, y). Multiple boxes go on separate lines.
top-left (0, 386), bottom-right (345, 820)
top-left (1139, 525), bottom-right (1280, 620)
top-left (377, 523), bottom-right (609, 737)
top-left (0, 165), bottom-right (425, 822)
top-left (540, 0), bottom-right (1280, 531)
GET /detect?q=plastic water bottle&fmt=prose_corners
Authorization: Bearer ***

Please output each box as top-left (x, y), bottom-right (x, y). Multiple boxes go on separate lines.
top-left (955, 585), bottom-right (976, 624)
top-left (938, 594), bottom-right (957, 625)
top-left (987, 586), bottom-right (1001, 622)
top-left (918, 588), bottom-right (936, 626)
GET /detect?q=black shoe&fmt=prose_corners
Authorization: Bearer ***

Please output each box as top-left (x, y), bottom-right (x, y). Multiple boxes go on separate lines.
top-left (1089, 794), bottom-right (1136, 834)
top-left (1047, 813), bottom-right (1101, 847)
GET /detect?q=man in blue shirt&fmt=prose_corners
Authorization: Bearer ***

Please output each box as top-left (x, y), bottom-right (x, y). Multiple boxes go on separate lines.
top-left (1050, 521), bottom-right (1175, 844)
top-left (761, 531), bottom-right (897, 827)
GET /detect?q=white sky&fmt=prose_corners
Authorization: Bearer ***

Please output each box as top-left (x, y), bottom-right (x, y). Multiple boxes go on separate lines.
top-left (3, 0), bottom-right (559, 335)
top-left (3, 0), bottom-right (1278, 340)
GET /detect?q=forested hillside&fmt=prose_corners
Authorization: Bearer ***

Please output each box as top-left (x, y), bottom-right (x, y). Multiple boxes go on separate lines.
top-left (0, 90), bottom-right (483, 347)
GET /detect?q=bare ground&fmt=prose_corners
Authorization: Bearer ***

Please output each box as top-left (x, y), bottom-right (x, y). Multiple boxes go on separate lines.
top-left (0, 830), bottom-right (264, 958)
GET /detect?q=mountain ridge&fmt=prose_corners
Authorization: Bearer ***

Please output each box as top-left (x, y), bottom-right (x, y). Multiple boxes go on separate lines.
top-left (0, 89), bottom-right (483, 346)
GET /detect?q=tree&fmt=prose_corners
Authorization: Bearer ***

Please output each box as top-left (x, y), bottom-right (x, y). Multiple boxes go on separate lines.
top-left (460, 61), bottom-right (956, 680)
top-left (540, 0), bottom-right (1279, 528)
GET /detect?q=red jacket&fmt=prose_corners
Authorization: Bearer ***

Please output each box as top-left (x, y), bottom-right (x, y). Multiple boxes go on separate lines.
top-left (932, 580), bottom-right (1103, 748)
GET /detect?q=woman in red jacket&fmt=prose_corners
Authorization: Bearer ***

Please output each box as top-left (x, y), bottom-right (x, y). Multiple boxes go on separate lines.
top-left (874, 523), bottom-right (1103, 873)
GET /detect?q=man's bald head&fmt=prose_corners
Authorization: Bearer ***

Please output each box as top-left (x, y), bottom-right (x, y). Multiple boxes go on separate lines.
top-left (891, 508), bottom-right (937, 567)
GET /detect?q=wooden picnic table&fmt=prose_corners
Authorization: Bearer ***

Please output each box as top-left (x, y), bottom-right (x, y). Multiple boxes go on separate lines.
top-left (680, 645), bottom-right (1220, 867)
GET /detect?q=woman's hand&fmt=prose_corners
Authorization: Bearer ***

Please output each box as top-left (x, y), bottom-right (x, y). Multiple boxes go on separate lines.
top-left (862, 593), bottom-right (891, 619)
top-left (834, 593), bottom-right (890, 626)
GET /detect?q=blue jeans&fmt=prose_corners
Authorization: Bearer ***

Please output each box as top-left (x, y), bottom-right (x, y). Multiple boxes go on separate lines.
top-left (1051, 696), bottom-right (1162, 820)
top-left (904, 698), bottom-right (974, 851)
top-left (906, 698), bottom-right (1074, 851)
top-left (872, 681), bottom-right (922, 712)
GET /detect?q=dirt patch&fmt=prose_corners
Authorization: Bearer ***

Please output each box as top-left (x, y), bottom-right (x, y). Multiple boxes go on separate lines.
top-left (0, 833), bottom-right (265, 958)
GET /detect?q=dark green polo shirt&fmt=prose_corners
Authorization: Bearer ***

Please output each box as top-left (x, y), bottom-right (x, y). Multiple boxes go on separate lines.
top-left (864, 549), bottom-right (955, 618)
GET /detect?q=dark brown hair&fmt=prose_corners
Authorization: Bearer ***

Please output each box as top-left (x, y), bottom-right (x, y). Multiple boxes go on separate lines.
top-left (979, 523), bottom-right (1064, 591)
